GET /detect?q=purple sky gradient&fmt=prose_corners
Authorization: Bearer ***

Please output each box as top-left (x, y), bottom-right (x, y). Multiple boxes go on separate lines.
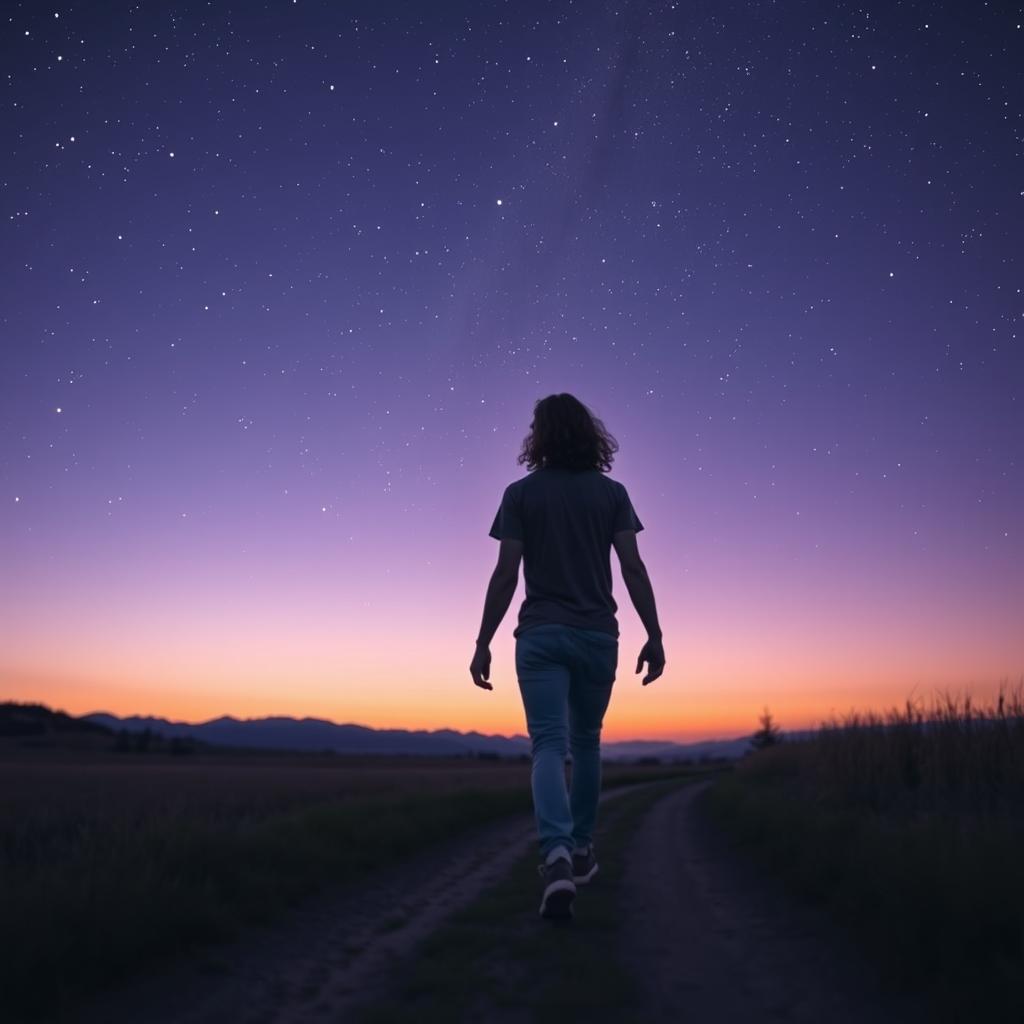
top-left (1, 2), bottom-right (1021, 739)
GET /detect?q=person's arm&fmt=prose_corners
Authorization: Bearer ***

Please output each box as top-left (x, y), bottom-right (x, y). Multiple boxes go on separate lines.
top-left (475, 566), bottom-right (519, 648)
top-left (613, 530), bottom-right (662, 639)
top-left (470, 537), bottom-right (523, 691)
top-left (621, 561), bottom-right (662, 641)
top-left (613, 529), bottom-right (666, 685)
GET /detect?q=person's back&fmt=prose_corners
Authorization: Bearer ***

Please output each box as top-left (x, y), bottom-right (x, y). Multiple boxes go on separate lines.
top-left (470, 392), bottom-right (665, 922)
top-left (490, 466), bottom-right (644, 640)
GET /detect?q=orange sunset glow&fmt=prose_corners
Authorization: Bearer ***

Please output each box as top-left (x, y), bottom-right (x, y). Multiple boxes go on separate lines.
top-left (4, 489), bottom-right (1020, 742)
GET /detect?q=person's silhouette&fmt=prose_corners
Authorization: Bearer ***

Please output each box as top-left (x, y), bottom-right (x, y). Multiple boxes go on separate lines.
top-left (470, 392), bottom-right (665, 920)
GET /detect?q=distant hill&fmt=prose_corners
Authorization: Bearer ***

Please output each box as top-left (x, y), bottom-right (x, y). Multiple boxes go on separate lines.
top-left (82, 711), bottom-right (755, 761)
top-left (601, 737), bottom-right (754, 761)
top-left (1, 702), bottom-right (112, 738)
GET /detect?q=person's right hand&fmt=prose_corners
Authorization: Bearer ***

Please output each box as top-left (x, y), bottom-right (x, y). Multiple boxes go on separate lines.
top-left (636, 637), bottom-right (665, 686)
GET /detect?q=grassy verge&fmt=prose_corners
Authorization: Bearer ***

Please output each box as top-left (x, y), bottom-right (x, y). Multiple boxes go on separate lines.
top-left (6, 787), bottom-right (531, 1023)
top-left (700, 726), bottom-right (1024, 1023)
top-left (356, 771), bottom-right (709, 1024)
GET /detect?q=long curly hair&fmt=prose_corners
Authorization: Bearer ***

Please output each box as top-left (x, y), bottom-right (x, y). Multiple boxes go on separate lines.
top-left (516, 393), bottom-right (619, 473)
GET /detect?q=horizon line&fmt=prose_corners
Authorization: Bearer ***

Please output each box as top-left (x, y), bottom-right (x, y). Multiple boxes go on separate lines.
top-left (10, 700), bottom-right (756, 746)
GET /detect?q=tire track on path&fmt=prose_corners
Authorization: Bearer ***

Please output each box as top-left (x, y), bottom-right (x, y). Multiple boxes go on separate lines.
top-left (69, 781), bottom-right (653, 1024)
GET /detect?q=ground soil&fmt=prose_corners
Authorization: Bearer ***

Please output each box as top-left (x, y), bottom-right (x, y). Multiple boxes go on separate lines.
top-left (68, 786), bottom-right (639, 1024)
top-left (67, 778), bottom-right (932, 1023)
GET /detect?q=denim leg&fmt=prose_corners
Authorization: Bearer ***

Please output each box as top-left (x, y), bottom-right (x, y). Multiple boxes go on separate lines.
top-left (568, 630), bottom-right (617, 849)
top-left (515, 627), bottom-right (575, 859)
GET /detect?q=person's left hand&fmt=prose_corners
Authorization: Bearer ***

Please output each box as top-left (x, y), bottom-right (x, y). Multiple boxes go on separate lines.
top-left (470, 643), bottom-right (492, 690)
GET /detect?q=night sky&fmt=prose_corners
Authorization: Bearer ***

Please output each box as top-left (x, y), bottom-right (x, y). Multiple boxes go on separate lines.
top-left (2, 2), bottom-right (1021, 741)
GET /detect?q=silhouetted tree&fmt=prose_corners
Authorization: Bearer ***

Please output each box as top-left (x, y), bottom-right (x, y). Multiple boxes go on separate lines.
top-left (751, 707), bottom-right (782, 750)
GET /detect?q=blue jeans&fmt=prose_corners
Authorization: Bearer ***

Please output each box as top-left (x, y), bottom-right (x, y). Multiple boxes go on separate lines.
top-left (515, 623), bottom-right (618, 859)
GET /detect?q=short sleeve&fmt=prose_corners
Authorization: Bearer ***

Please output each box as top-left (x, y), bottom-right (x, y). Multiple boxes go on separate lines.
top-left (613, 484), bottom-right (644, 534)
top-left (488, 484), bottom-right (525, 541)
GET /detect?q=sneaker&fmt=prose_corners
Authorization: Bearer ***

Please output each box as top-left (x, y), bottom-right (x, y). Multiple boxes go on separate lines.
top-left (537, 848), bottom-right (576, 919)
top-left (571, 843), bottom-right (599, 884)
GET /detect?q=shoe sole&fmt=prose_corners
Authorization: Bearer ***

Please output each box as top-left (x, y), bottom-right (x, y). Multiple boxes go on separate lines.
top-left (572, 863), bottom-right (599, 884)
top-left (539, 879), bottom-right (576, 919)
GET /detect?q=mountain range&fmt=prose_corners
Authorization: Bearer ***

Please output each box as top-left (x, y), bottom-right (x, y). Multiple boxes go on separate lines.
top-left (82, 711), bottom-right (755, 761)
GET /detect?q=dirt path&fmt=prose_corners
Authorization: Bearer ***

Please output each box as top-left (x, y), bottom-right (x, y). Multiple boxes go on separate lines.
top-left (70, 778), bottom-right (932, 1023)
top-left (69, 783), bottom-right (644, 1024)
top-left (619, 781), bottom-right (931, 1024)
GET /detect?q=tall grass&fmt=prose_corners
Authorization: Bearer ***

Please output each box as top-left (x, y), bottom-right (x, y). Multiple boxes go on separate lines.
top-left (703, 682), bottom-right (1024, 1022)
top-left (809, 685), bottom-right (1024, 819)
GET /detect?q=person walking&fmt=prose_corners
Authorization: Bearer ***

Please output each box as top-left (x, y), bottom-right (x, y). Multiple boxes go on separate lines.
top-left (469, 393), bottom-right (665, 921)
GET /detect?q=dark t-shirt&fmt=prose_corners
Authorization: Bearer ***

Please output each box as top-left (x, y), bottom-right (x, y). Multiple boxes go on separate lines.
top-left (488, 467), bottom-right (644, 639)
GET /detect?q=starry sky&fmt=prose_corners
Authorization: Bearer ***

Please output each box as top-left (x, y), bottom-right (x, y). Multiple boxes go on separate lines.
top-left (2, 1), bottom-right (1021, 742)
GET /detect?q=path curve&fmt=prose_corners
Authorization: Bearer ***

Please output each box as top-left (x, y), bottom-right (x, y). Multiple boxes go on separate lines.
top-left (619, 780), bottom-right (930, 1024)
